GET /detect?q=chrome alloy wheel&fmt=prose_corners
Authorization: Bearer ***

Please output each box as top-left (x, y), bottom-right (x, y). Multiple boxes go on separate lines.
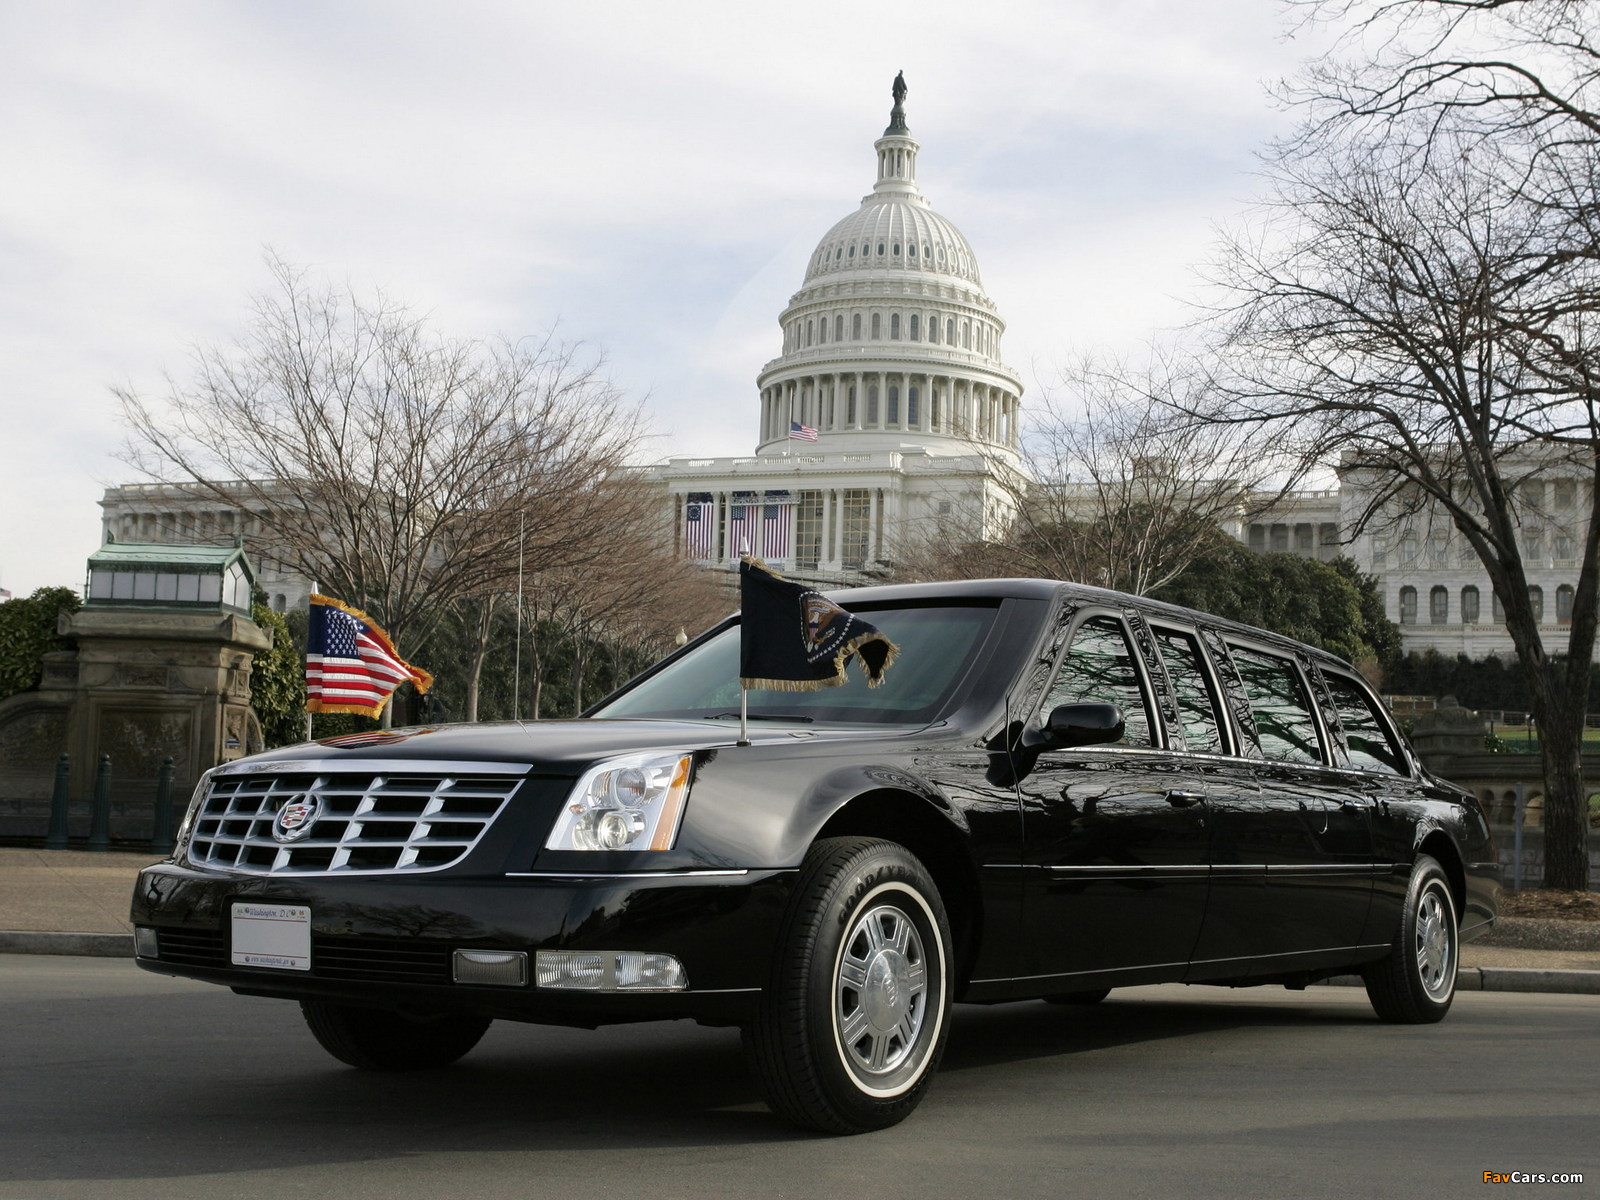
top-left (833, 901), bottom-right (928, 1088)
top-left (1415, 883), bottom-right (1456, 1002)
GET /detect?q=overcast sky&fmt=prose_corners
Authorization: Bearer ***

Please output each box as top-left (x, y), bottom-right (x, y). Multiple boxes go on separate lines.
top-left (0, 0), bottom-right (1333, 596)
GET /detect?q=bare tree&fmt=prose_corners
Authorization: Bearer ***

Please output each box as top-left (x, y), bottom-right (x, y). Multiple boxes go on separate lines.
top-left (898, 359), bottom-right (1293, 596)
top-left (118, 255), bottom-right (647, 674)
top-left (1222, 0), bottom-right (1600, 890)
top-left (1206, 108), bottom-right (1600, 888)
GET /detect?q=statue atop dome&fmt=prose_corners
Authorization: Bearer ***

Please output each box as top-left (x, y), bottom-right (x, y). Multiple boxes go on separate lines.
top-left (885, 71), bottom-right (911, 136)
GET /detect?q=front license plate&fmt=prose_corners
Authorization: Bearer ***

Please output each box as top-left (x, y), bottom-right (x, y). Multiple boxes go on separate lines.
top-left (231, 902), bottom-right (311, 970)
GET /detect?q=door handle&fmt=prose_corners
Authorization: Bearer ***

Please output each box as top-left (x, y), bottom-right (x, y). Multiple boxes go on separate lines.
top-left (1165, 790), bottom-right (1204, 808)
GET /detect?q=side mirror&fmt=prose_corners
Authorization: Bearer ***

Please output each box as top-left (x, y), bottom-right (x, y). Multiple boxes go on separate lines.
top-left (1038, 702), bottom-right (1125, 750)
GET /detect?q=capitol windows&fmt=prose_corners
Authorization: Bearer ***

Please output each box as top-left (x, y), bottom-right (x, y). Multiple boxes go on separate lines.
top-left (888, 386), bottom-right (900, 423)
top-left (840, 489), bottom-right (871, 569)
top-left (928, 315), bottom-right (939, 343)
top-left (1398, 586), bottom-right (1418, 625)
top-left (848, 245), bottom-right (855, 257)
top-left (867, 384), bottom-right (880, 423)
top-left (890, 314), bottom-right (901, 339)
top-left (1398, 538), bottom-right (1418, 565)
top-left (846, 386), bottom-right (857, 425)
top-left (1555, 535), bottom-right (1575, 564)
top-left (1529, 585), bottom-right (1545, 623)
top-left (931, 391), bottom-right (941, 430)
top-left (853, 313), bottom-right (862, 339)
top-left (1556, 479), bottom-right (1576, 509)
top-left (877, 243), bottom-right (885, 256)
top-left (1461, 585), bottom-right (1481, 624)
top-left (908, 243), bottom-right (916, 257)
top-left (909, 314), bottom-right (920, 340)
top-left (962, 321), bottom-right (972, 349)
top-left (1558, 584), bottom-right (1575, 625)
top-left (1430, 586), bottom-right (1449, 624)
top-left (806, 320), bottom-right (813, 346)
top-left (893, 243), bottom-right (901, 255)
top-left (871, 312), bottom-right (881, 339)
top-left (1493, 591), bottom-right (1506, 622)
top-left (835, 315), bottom-right (844, 341)
top-left (946, 318), bottom-right (955, 343)
top-left (908, 387), bottom-right (919, 426)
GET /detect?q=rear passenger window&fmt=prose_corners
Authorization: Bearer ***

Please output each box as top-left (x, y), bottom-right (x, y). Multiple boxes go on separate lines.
top-left (1228, 645), bottom-right (1323, 763)
top-left (1043, 615), bottom-right (1152, 746)
top-left (1324, 673), bottom-right (1407, 775)
top-left (1153, 628), bottom-right (1225, 753)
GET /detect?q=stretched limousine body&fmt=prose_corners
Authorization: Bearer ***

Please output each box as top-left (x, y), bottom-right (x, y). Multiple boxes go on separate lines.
top-left (132, 579), bottom-right (1498, 1133)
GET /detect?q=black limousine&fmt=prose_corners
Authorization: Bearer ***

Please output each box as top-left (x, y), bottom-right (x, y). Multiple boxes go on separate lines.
top-left (132, 578), bottom-right (1498, 1134)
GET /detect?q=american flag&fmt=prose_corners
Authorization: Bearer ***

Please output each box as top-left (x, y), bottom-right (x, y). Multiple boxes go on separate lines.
top-left (789, 420), bottom-right (819, 442)
top-left (682, 497), bottom-right (715, 559)
top-left (761, 504), bottom-right (791, 559)
top-left (729, 498), bottom-right (758, 556)
top-left (305, 595), bottom-right (432, 717)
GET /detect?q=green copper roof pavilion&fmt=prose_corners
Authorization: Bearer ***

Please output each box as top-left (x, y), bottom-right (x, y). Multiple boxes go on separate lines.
top-left (84, 538), bottom-right (257, 616)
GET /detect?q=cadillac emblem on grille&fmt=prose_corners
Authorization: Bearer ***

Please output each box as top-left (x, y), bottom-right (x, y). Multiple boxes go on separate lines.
top-left (272, 794), bottom-right (323, 843)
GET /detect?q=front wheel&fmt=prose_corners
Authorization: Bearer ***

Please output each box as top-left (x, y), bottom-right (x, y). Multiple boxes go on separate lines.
top-left (1362, 854), bottom-right (1458, 1024)
top-left (743, 838), bottom-right (953, 1134)
top-left (300, 1001), bottom-right (492, 1069)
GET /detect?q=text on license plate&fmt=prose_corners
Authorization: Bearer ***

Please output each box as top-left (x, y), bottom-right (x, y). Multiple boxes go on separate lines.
top-left (231, 902), bottom-right (311, 970)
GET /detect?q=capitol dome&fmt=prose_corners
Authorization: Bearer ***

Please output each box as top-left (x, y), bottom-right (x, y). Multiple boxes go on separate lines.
top-left (754, 76), bottom-right (1022, 459)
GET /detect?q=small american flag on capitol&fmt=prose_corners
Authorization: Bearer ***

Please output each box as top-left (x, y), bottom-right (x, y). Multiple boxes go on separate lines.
top-left (789, 420), bottom-right (818, 442)
top-left (305, 595), bottom-right (433, 717)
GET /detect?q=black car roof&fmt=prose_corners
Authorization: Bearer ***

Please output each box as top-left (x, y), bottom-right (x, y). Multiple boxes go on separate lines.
top-left (828, 577), bottom-right (1357, 673)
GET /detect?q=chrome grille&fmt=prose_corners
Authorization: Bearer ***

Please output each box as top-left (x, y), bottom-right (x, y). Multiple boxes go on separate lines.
top-left (185, 765), bottom-right (523, 876)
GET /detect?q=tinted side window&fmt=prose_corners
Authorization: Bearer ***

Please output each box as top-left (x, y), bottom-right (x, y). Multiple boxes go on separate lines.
top-left (1325, 673), bottom-right (1407, 775)
top-left (1153, 628), bottom-right (1225, 753)
top-left (1043, 615), bottom-right (1152, 746)
top-left (1228, 645), bottom-right (1322, 763)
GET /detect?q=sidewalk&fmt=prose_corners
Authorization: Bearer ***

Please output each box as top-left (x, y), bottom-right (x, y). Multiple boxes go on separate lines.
top-left (2, 848), bottom-right (1598, 994)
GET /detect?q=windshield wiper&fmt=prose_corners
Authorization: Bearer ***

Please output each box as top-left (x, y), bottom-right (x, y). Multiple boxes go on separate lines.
top-left (708, 712), bottom-right (815, 722)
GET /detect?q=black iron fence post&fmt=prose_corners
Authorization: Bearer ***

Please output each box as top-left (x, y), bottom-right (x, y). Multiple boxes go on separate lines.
top-left (44, 754), bottom-right (71, 850)
top-left (87, 754), bottom-right (112, 852)
top-left (150, 756), bottom-right (177, 856)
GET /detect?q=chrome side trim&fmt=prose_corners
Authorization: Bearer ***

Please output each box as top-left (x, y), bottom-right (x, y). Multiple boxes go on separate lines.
top-left (504, 869), bottom-right (753, 879)
top-left (972, 959), bottom-right (1190, 985)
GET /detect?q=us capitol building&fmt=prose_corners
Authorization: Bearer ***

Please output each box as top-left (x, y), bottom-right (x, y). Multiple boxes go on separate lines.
top-left (648, 74), bottom-right (1025, 585)
top-left (99, 75), bottom-right (1594, 665)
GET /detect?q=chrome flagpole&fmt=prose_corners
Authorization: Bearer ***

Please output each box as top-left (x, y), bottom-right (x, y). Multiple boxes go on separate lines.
top-left (738, 684), bottom-right (750, 747)
top-left (303, 579), bottom-right (318, 742)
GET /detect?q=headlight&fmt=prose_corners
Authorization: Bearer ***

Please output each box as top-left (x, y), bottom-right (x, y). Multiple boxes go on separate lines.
top-left (544, 753), bottom-right (694, 852)
top-left (171, 767), bottom-right (216, 858)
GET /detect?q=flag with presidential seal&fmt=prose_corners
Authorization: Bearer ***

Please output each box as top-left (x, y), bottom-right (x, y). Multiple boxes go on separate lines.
top-left (738, 558), bottom-right (897, 691)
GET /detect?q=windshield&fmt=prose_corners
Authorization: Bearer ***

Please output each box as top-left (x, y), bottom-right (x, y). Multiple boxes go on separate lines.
top-left (591, 602), bottom-right (1000, 725)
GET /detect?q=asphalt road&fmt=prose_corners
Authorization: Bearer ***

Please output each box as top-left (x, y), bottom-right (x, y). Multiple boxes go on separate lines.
top-left (2, 955), bottom-right (1596, 1200)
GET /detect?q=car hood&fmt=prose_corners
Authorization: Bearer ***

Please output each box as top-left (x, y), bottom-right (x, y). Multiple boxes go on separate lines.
top-left (224, 717), bottom-right (923, 774)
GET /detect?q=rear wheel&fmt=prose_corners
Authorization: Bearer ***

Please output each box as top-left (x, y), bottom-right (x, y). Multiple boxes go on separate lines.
top-left (300, 1001), bottom-right (492, 1069)
top-left (1362, 854), bottom-right (1458, 1024)
top-left (743, 837), bottom-right (952, 1134)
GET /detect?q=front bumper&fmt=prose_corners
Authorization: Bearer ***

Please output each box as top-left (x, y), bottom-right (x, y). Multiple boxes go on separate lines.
top-left (131, 862), bottom-right (794, 1027)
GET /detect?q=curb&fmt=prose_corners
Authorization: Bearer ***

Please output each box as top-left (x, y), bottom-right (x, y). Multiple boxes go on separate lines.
top-left (0, 931), bottom-right (133, 958)
top-left (3, 933), bottom-right (1599, 993)
top-left (1321, 967), bottom-right (1600, 995)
